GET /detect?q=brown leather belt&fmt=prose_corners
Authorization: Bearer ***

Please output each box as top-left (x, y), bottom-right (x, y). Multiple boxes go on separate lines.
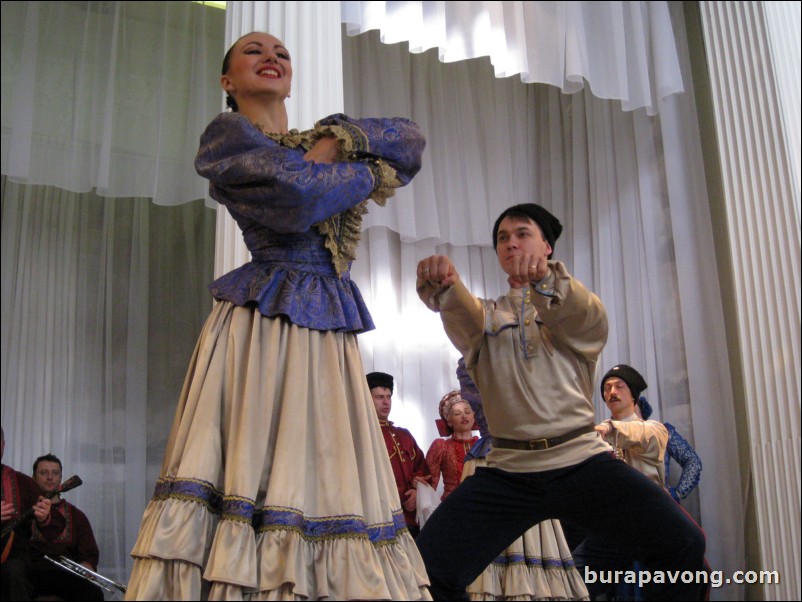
top-left (491, 424), bottom-right (596, 451)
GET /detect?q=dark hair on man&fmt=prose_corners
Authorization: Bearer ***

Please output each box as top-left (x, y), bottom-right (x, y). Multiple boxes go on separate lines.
top-left (491, 203), bottom-right (562, 259)
top-left (33, 453), bottom-right (63, 475)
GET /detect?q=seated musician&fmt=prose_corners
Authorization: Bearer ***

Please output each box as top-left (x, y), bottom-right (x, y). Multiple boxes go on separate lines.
top-left (30, 453), bottom-right (104, 602)
top-left (1, 427), bottom-right (65, 601)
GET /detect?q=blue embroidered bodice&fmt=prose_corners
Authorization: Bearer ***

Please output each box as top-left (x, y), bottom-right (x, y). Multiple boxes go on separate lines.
top-left (195, 112), bottom-right (425, 333)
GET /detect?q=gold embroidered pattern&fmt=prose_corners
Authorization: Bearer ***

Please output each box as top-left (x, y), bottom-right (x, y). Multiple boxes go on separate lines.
top-left (252, 121), bottom-right (400, 277)
top-left (254, 125), bottom-right (306, 148)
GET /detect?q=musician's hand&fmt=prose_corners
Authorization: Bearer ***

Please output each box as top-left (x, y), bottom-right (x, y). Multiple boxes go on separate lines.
top-left (33, 496), bottom-right (52, 524)
top-left (1, 500), bottom-right (15, 521)
top-left (81, 561), bottom-right (96, 571)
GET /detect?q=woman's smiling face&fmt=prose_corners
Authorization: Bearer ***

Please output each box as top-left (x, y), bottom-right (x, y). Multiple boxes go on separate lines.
top-left (221, 32), bottom-right (293, 105)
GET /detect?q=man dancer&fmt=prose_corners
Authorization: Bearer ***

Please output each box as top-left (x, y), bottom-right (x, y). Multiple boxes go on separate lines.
top-left (414, 203), bottom-right (705, 600)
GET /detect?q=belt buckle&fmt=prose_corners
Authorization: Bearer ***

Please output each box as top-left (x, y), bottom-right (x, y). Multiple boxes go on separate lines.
top-left (529, 438), bottom-right (549, 450)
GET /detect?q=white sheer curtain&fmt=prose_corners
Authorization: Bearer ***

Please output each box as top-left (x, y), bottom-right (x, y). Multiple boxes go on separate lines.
top-left (345, 4), bottom-right (743, 597)
top-left (0, 0), bottom-right (222, 591)
top-left (339, 0), bottom-right (688, 244)
top-left (342, 1), bottom-right (684, 117)
top-left (0, 177), bottom-right (216, 590)
top-left (0, 1), bottom-right (224, 206)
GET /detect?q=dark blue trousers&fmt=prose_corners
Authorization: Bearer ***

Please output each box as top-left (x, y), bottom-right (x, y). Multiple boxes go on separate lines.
top-left (415, 452), bottom-right (706, 601)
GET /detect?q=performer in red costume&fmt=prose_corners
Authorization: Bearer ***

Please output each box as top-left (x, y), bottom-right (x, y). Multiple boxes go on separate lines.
top-left (425, 391), bottom-right (478, 501)
top-left (367, 372), bottom-right (431, 538)
top-left (30, 453), bottom-right (104, 601)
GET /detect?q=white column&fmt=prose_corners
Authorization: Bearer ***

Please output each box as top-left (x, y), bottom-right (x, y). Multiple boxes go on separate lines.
top-left (213, 1), bottom-right (344, 277)
top-left (700, 2), bottom-right (801, 599)
top-left (764, 1), bottom-right (801, 222)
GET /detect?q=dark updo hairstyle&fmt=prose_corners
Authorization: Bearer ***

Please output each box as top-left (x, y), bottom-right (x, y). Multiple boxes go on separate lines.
top-left (221, 33), bottom-right (260, 113)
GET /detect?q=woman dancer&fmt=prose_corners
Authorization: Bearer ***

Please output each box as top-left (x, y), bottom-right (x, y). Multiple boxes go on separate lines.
top-left (425, 391), bottom-right (478, 501)
top-left (125, 32), bottom-right (428, 600)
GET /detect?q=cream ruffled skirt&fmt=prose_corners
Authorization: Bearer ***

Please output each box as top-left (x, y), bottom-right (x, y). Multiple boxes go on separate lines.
top-left (125, 301), bottom-right (430, 600)
top-left (462, 460), bottom-right (588, 601)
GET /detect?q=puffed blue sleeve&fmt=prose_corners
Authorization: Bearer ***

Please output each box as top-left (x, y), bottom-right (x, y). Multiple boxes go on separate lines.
top-left (316, 114), bottom-right (425, 188)
top-left (195, 113), bottom-right (379, 233)
top-left (665, 422), bottom-right (702, 500)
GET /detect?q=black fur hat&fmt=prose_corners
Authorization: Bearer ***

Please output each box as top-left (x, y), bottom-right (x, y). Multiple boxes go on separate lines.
top-left (600, 364), bottom-right (647, 401)
top-left (366, 372), bottom-right (394, 393)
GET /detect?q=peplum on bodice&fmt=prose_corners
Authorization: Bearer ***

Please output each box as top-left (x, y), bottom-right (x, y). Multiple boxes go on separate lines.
top-left (209, 228), bottom-right (374, 333)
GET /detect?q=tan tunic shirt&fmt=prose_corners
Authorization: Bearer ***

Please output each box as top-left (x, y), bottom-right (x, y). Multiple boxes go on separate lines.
top-left (602, 413), bottom-right (669, 488)
top-left (418, 260), bottom-right (611, 472)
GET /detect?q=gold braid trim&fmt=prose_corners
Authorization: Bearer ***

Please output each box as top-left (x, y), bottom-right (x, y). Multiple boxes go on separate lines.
top-left (369, 159), bottom-right (400, 207)
top-left (310, 124), bottom-right (357, 156)
top-left (255, 127), bottom-right (306, 148)
top-left (316, 199), bottom-right (370, 277)
top-left (311, 123), bottom-right (371, 277)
